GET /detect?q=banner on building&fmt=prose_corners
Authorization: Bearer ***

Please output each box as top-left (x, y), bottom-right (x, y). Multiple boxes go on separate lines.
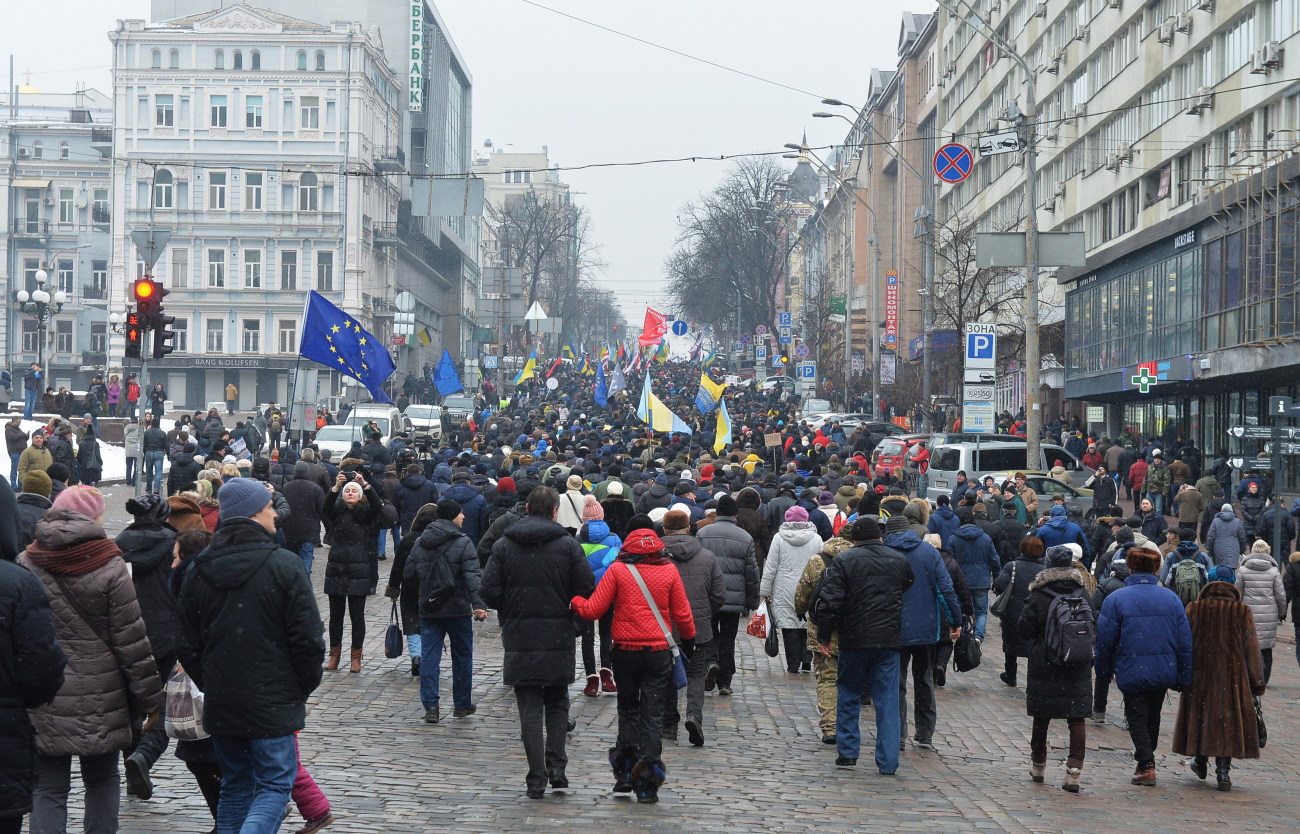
top-left (884, 270), bottom-right (899, 350)
top-left (880, 352), bottom-right (896, 385)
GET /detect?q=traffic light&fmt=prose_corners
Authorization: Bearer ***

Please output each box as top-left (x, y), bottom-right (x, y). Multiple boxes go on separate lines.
top-left (152, 313), bottom-right (176, 360)
top-left (125, 313), bottom-right (143, 360)
top-left (133, 278), bottom-right (159, 321)
top-left (779, 349), bottom-right (790, 366)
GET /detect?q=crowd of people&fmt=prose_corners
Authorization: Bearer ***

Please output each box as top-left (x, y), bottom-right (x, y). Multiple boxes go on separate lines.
top-left (0, 357), bottom-right (1297, 831)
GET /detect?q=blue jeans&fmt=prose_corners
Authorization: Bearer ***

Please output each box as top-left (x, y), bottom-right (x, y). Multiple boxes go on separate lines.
top-left (407, 633), bottom-right (422, 657)
top-left (420, 616), bottom-right (474, 712)
top-left (1147, 492), bottom-right (1164, 515)
top-left (377, 526), bottom-right (401, 556)
top-left (211, 734), bottom-right (297, 834)
top-left (836, 648), bottom-right (902, 773)
top-left (970, 590), bottom-right (989, 640)
top-left (9, 452), bottom-right (19, 488)
top-left (23, 388), bottom-right (36, 419)
top-left (144, 451), bottom-right (164, 494)
top-left (289, 542), bottom-right (315, 574)
top-left (125, 455), bottom-right (137, 486)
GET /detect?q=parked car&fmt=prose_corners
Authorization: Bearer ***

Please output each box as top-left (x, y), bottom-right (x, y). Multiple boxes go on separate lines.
top-left (924, 441), bottom-right (1081, 504)
top-left (871, 434), bottom-right (929, 478)
top-left (404, 404), bottom-right (443, 445)
top-left (312, 424), bottom-right (375, 458)
top-left (441, 394), bottom-right (476, 425)
top-left (343, 404), bottom-right (410, 439)
top-left (798, 398), bottom-right (834, 424)
top-left (982, 471), bottom-right (1096, 518)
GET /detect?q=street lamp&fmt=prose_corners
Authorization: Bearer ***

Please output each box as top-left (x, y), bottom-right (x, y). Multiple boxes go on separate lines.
top-left (15, 269), bottom-right (68, 369)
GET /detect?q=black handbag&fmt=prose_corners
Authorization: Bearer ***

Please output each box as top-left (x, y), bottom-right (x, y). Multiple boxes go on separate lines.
top-left (384, 601), bottom-right (404, 659)
top-left (1254, 695), bottom-right (1267, 748)
top-left (988, 562), bottom-right (1017, 618)
top-left (764, 619), bottom-right (781, 658)
top-left (952, 621), bottom-right (981, 672)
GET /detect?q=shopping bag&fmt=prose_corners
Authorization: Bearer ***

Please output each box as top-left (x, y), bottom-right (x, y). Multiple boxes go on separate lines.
top-left (384, 601), bottom-right (404, 659)
top-left (164, 665), bottom-right (208, 741)
top-left (747, 600), bottom-right (770, 638)
top-left (764, 622), bottom-right (781, 658)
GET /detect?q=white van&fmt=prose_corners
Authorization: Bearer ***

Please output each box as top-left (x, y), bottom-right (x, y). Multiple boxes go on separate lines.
top-left (343, 404), bottom-right (410, 440)
top-left (925, 440), bottom-right (1081, 503)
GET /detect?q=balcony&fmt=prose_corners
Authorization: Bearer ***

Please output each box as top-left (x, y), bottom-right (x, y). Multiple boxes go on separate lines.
top-left (82, 284), bottom-right (109, 302)
top-left (80, 350), bottom-right (107, 368)
top-left (12, 218), bottom-right (49, 237)
top-left (90, 127), bottom-right (112, 154)
top-left (373, 222), bottom-right (399, 247)
top-left (374, 146), bottom-right (406, 173)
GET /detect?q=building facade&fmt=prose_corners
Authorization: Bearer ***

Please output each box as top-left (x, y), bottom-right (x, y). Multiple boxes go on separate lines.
top-left (2, 91), bottom-right (115, 392)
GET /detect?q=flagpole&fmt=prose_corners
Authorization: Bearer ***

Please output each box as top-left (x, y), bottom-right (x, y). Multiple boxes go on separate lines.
top-left (286, 353), bottom-right (304, 453)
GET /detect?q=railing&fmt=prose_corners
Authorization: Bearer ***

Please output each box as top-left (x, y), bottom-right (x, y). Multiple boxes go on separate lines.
top-left (90, 127), bottom-right (112, 145)
top-left (81, 285), bottom-right (108, 301)
top-left (375, 146), bottom-right (406, 171)
top-left (11, 219), bottom-right (48, 236)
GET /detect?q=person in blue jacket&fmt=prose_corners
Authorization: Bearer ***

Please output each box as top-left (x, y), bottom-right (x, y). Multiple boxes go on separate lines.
top-left (1094, 546), bottom-right (1193, 788)
top-left (884, 515), bottom-right (961, 751)
top-left (577, 496), bottom-right (621, 697)
top-left (927, 495), bottom-right (960, 548)
top-left (947, 521), bottom-right (1001, 641)
top-left (1036, 505), bottom-right (1090, 563)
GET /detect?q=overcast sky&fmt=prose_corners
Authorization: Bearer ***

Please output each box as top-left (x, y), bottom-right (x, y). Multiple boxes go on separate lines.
top-left (7, 0), bottom-right (925, 324)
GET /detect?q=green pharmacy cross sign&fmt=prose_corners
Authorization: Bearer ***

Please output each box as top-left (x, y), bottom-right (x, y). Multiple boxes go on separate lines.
top-left (1131, 367), bottom-right (1158, 394)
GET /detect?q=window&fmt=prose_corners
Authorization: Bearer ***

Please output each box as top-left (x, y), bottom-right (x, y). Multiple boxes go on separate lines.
top-left (243, 250), bottom-right (262, 288)
top-left (315, 51), bottom-right (325, 71)
top-left (57, 189), bottom-right (75, 225)
top-left (155, 94), bottom-right (174, 126)
top-left (250, 51), bottom-right (261, 70)
top-left (503, 170), bottom-right (532, 184)
top-left (316, 251), bottom-right (334, 291)
top-left (206, 320), bottom-right (224, 353)
top-left (173, 318), bottom-right (188, 352)
top-left (154, 169), bottom-right (174, 208)
top-left (58, 142), bottom-right (69, 160)
top-left (91, 260), bottom-right (108, 297)
top-left (296, 51), bottom-right (307, 71)
top-left (56, 260), bottom-right (74, 294)
top-left (298, 173), bottom-right (319, 211)
top-left (92, 188), bottom-right (110, 228)
top-left (207, 249), bottom-right (226, 287)
top-left (90, 323), bottom-right (107, 354)
top-left (299, 96), bottom-right (320, 129)
top-left (54, 321), bottom-right (72, 354)
top-left (208, 171), bottom-right (227, 209)
top-left (244, 172), bottom-right (263, 210)
top-left (280, 250), bottom-right (298, 290)
top-left (242, 320), bottom-right (261, 353)
top-left (209, 95), bottom-right (227, 127)
top-left (31, 141), bottom-right (42, 159)
top-left (169, 49), bottom-right (179, 69)
top-left (278, 320), bottom-right (297, 353)
top-left (214, 49), bottom-right (225, 70)
top-left (170, 249), bottom-right (187, 289)
top-left (245, 95), bottom-right (263, 128)
top-left (21, 321), bottom-right (38, 353)
top-left (232, 50), bottom-right (243, 70)
top-left (151, 49), bottom-right (161, 69)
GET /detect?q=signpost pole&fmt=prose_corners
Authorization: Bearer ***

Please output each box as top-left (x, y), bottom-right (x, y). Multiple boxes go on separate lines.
top-left (1274, 420), bottom-right (1283, 554)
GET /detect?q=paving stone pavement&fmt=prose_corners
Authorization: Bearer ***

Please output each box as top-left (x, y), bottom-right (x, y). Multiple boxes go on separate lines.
top-left (81, 489), bottom-right (1299, 833)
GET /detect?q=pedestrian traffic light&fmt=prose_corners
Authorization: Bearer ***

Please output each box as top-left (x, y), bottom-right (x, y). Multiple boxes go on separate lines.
top-left (125, 313), bottom-right (143, 360)
top-left (152, 313), bottom-right (176, 360)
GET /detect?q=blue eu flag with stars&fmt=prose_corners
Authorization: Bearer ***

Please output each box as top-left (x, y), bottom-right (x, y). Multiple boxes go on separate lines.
top-left (299, 291), bottom-right (396, 404)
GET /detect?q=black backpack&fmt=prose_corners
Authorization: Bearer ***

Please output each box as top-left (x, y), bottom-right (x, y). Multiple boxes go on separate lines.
top-left (1042, 593), bottom-right (1096, 665)
top-left (420, 545), bottom-right (457, 611)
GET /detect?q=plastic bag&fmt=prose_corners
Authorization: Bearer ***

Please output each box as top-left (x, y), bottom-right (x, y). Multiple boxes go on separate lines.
top-left (747, 600), bottom-right (770, 638)
top-left (164, 665), bottom-right (208, 741)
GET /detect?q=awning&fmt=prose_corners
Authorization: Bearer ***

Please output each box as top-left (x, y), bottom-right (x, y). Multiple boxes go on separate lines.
top-left (11, 178), bottom-right (50, 189)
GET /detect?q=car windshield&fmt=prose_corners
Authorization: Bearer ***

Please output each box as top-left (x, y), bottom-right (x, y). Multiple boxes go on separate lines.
top-left (443, 397), bottom-right (474, 410)
top-left (405, 406), bottom-right (441, 420)
top-left (803, 399), bottom-right (832, 413)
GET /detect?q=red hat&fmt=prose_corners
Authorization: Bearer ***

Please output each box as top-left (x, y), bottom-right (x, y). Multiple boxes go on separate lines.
top-left (700, 464), bottom-right (715, 480)
top-left (497, 476), bottom-right (517, 493)
top-left (621, 528), bottom-right (664, 556)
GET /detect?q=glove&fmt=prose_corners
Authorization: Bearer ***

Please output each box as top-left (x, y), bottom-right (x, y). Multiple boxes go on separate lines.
top-left (679, 637), bottom-right (696, 660)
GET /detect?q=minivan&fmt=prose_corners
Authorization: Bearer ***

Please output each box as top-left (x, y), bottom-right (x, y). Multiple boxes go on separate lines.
top-left (343, 404), bottom-right (409, 440)
top-left (925, 440), bottom-right (1081, 503)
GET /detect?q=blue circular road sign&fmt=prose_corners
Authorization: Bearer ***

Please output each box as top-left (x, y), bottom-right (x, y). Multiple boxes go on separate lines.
top-left (934, 143), bottom-right (974, 184)
top-left (739, 333), bottom-right (752, 345)
top-left (794, 344), bottom-right (810, 359)
top-left (671, 319), bottom-right (689, 336)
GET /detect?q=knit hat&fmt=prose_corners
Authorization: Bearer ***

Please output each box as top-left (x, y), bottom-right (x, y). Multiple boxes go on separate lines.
top-left (785, 505), bottom-right (809, 523)
top-left (647, 506), bottom-right (669, 524)
top-left (1114, 526), bottom-right (1134, 544)
top-left (582, 494), bottom-right (604, 521)
top-left (1221, 503), bottom-right (1234, 513)
top-left (217, 477), bottom-right (272, 521)
top-left (1045, 545), bottom-right (1075, 568)
top-left (566, 474), bottom-right (583, 491)
top-left (126, 493), bottom-right (171, 524)
top-left (52, 485), bottom-right (105, 520)
top-left (607, 481), bottom-right (624, 497)
top-left (662, 510), bottom-right (691, 532)
top-left (222, 455), bottom-right (237, 465)
top-left (848, 516), bottom-right (881, 541)
top-left (437, 499), bottom-right (463, 521)
top-left (622, 528), bottom-right (664, 555)
top-left (817, 491), bottom-right (834, 506)
top-left (1250, 539), bottom-right (1271, 554)
top-left (21, 470), bottom-right (51, 498)
top-left (496, 476), bottom-right (517, 493)
top-left (715, 494), bottom-right (739, 517)
top-left (884, 514), bottom-right (910, 535)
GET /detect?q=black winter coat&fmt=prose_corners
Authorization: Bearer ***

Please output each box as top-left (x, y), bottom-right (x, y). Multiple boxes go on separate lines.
top-left (1017, 567), bottom-right (1093, 719)
top-left (167, 452), bottom-right (201, 496)
top-left (813, 541), bottom-right (914, 650)
top-left (115, 521), bottom-right (179, 662)
top-left (0, 559), bottom-right (66, 816)
top-left (480, 516), bottom-right (595, 686)
top-left (696, 517), bottom-right (759, 614)
top-left (15, 493), bottom-right (51, 552)
top-left (177, 518), bottom-right (323, 739)
top-left (323, 487), bottom-right (381, 596)
top-left (992, 556), bottom-right (1047, 657)
top-left (661, 534), bottom-right (726, 642)
top-left (599, 497), bottom-right (636, 540)
top-left (386, 516), bottom-right (432, 636)
top-left (281, 478), bottom-right (325, 545)
top-left (990, 518), bottom-right (1029, 565)
top-left (403, 519), bottom-right (485, 619)
top-left (393, 474), bottom-right (439, 534)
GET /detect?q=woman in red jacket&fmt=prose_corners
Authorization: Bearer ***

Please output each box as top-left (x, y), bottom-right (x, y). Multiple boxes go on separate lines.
top-left (572, 528), bottom-right (695, 804)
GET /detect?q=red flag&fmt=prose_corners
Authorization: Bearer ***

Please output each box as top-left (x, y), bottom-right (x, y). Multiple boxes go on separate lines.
top-left (544, 358), bottom-right (564, 378)
top-left (638, 307), bottom-right (668, 347)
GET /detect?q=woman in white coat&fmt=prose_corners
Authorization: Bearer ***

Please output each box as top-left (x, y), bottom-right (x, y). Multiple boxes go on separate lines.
top-left (760, 506), bottom-right (824, 673)
top-left (1236, 539), bottom-right (1287, 684)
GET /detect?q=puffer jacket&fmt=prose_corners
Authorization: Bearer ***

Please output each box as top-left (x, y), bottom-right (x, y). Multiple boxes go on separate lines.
top-left (696, 516), bottom-right (759, 614)
top-left (323, 486), bottom-right (381, 596)
top-left (393, 473), bottom-right (439, 534)
top-left (813, 540), bottom-right (914, 650)
top-left (759, 522), bottom-right (822, 630)
top-left (947, 524), bottom-right (1001, 590)
top-left (578, 520), bottom-right (620, 585)
top-left (115, 521), bottom-right (179, 662)
top-left (833, 484), bottom-right (857, 513)
top-left (572, 555), bottom-right (696, 648)
top-left (886, 530), bottom-right (961, 646)
top-left (18, 510), bottom-right (163, 756)
top-left (281, 472), bottom-right (326, 545)
top-left (1205, 510), bottom-right (1248, 569)
top-left (926, 505), bottom-right (960, 547)
top-left (403, 518), bottom-right (484, 619)
top-left (15, 493), bottom-right (51, 551)
top-left (1239, 491), bottom-right (1266, 538)
top-left (167, 449), bottom-right (201, 496)
top-left (1037, 506), bottom-right (1091, 561)
top-left (1234, 553), bottom-right (1286, 649)
top-left (1094, 573), bottom-right (1193, 693)
top-left (661, 534), bottom-right (726, 642)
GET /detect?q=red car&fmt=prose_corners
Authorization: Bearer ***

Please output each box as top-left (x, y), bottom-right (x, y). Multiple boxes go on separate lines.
top-left (872, 434), bottom-right (929, 479)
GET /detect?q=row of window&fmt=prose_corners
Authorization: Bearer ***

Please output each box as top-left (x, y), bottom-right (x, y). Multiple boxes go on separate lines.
top-left (158, 248), bottom-right (335, 292)
top-left (149, 48), bottom-right (327, 72)
top-left (152, 93), bottom-right (325, 130)
top-left (19, 258), bottom-right (108, 299)
top-left (21, 141), bottom-right (71, 160)
top-left (148, 170), bottom-right (328, 213)
top-left (18, 316), bottom-right (301, 356)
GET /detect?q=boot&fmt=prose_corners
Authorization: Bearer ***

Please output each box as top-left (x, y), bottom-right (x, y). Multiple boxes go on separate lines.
top-left (349, 649), bottom-right (362, 674)
top-left (599, 667), bottom-right (618, 693)
top-left (608, 747), bottom-right (634, 793)
top-left (410, 655), bottom-right (420, 677)
top-left (583, 674), bottom-right (600, 697)
top-left (1030, 760), bottom-right (1046, 784)
top-left (1131, 763), bottom-right (1156, 786)
top-left (1190, 756), bottom-right (1208, 780)
top-left (324, 646), bottom-right (341, 671)
top-left (1062, 765), bottom-right (1082, 793)
top-left (631, 758), bottom-right (666, 804)
top-left (1215, 758), bottom-right (1231, 791)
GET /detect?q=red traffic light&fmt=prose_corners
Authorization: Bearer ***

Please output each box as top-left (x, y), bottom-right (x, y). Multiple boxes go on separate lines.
top-left (133, 278), bottom-right (157, 301)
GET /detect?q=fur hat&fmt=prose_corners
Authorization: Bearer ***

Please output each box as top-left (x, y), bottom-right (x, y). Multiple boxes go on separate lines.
top-left (53, 485), bottom-right (105, 519)
top-left (1045, 545), bottom-right (1075, 568)
top-left (1126, 547), bottom-right (1162, 575)
top-left (582, 494), bottom-right (604, 522)
top-left (217, 477), bottom-right (272, 521)
top-left (785, 505), bottom-right (809, 523)
top-left (715, 494), bottom-right (739, 517)
top-left (1222, 503), bottom-right (1234, 513)
top-left (1020, 536), bottom-right (1044, 558)
top-left (166, 495), bottom-right (205, 532)
top-left (1250, 539), bottom-right (1271, 554)
top-left (662, 510), bottom-right (691, 532)
top-left (622, 528), bottom-right (664, 556)
top-left (923, 533), bottom-right (942, 549)
top-left (126, 493), bottom-right (171, 524)
top-left (647, 507), bottom-right (669, 524)
top-left (607, 481), bottom-right (624, 497)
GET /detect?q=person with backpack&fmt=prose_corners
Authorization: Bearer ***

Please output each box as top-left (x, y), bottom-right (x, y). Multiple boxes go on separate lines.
top-left (1094, 546), bottom-right (1193, 787)
top-left (1016, 545), bottom-right (1095, 792)
top-left (1234, 539), bottom-right (1286, 685)
top-left (1159, 528), bottom-right (1210, 601)
top-left (268, 410), bottom-right (284, 452)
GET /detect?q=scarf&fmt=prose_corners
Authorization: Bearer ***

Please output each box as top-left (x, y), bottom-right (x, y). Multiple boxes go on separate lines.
top-left (25, 538), bottom-right (120, 575)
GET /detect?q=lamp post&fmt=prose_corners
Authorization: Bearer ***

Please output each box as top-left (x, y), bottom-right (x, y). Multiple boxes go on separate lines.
top-left (15, 269), bottom-right (68, 369)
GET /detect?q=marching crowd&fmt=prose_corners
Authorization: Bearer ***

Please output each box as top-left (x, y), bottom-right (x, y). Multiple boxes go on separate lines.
top-left (0, 360), bottom-right (1296, 831)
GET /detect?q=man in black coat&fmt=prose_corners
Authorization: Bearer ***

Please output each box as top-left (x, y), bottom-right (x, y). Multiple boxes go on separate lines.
top-left (814, 517), bottom-right (914, 773)
top-left (393, 464), bottom-right (440, 534)
top-left (481, 486), bottom-right (595, 798)
top-left (695, 495), bottom-right (758, 696)
top-left (282, 463), bottom-right (327, 573)
top-left (403, 499), bottom-right (487, 723)
top-left (176, 477), bottom-right (324, 831)
top-left (167, 443), bottom-right (202, 496)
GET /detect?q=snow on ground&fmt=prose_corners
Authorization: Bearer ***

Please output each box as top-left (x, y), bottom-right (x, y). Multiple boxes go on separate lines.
top-left (11, 416), bottom-right (176, 483)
